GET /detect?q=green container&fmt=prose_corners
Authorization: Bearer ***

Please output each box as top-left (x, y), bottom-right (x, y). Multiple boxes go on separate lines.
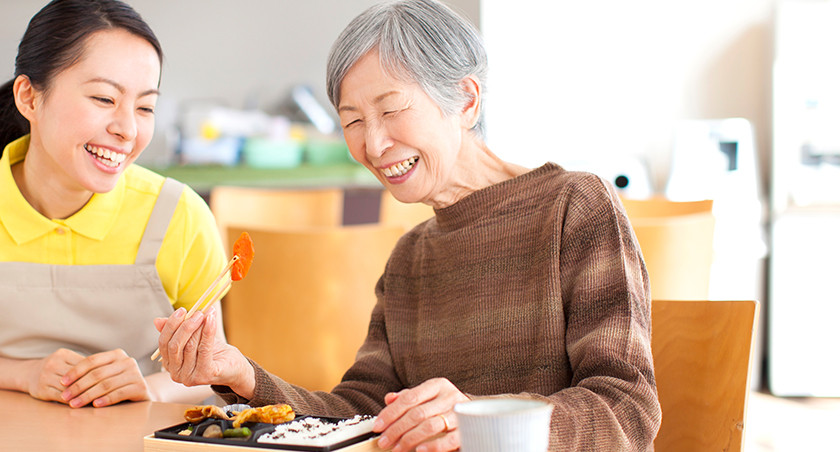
top-left (242, 137), bottom-right (304, 168)
top-left (305, 140), bottom-right (351, 165)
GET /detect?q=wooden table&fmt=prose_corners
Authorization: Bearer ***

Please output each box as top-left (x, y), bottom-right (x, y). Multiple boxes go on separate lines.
top-left (0, 389), bottom-right (192, 451)
top-left (0, 389), bottom-right (391, 452)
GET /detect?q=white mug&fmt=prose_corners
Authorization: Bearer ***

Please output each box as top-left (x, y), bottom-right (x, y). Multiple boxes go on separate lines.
top-left (454, 398), bottom-right (553, 452)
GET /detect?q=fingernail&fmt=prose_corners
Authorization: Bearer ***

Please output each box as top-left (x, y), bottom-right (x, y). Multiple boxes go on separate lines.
top-left (70, 399), bottom-right (82, 408)
top-left (61, 390), bottom-right (71, 401)
top-left (416, 446), bottom-right (428, 452)
top-left (60, 376), bottom-right (69, 386)
top-left (174, 307), bottom-right (186, 318)
top-left (378, 436), bottom-right (390, 449)
top-left (373, 418), bottom-right (384, 432)
top-left (93, 398), bottom-right (104, 407)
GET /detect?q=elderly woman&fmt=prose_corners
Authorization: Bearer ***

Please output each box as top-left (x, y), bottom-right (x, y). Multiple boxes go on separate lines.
top-left (155, 0), bottom-right (661, 450)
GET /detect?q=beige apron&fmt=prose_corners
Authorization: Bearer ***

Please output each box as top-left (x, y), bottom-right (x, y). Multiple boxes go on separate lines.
top-left (0, 178), bottom-right (184, 375)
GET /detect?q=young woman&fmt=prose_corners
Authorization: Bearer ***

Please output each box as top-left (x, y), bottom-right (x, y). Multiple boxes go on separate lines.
top-left (0, 0), bottom-right (228, 408)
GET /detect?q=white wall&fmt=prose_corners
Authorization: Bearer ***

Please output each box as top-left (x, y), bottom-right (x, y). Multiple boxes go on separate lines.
top-left (481, 0), bottom-right (775, 193)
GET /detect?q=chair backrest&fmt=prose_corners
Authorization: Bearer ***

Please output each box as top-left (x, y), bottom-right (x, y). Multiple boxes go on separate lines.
top-left (223, 224), bottom-right (404, 392)
top-left (621, 198), bottom-right (716, 300)
top-left (209, 186), bottom-right (343, 249)
top-left (651, 299), bottom-right (759, 452)
top-left (621, 198), bottom-right (713, 218)
top-left (379, 190), bottom-right (435, 233)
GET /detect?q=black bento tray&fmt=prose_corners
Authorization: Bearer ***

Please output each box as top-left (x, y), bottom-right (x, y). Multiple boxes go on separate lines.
top-left (153, 416), bottom-right (377, 452)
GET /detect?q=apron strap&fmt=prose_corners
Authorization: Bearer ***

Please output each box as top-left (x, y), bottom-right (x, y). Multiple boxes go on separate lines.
top-left (135, 178), bottom-right (185, 265)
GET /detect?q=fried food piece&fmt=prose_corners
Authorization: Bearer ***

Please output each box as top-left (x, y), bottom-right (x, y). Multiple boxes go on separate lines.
top-left (184, 405), bottom-right (232, 424)
top-left (232, 404), bottom-right (295, 428)
top-left (231, 232), bottom-right (254, 281)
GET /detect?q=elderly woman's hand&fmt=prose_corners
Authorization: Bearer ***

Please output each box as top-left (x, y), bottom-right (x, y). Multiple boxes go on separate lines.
top-left (373, 377), bottom-right (468, 452)
top-left (154, 306), bottom-right (255, 399)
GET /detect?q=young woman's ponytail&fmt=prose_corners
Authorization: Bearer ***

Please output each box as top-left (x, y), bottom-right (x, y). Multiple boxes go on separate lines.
top-left (0, 79), bottom-right (29, 156)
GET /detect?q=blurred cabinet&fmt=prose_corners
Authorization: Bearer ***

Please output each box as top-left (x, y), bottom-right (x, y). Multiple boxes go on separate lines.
top-left (769, 211), bottom-right (840, 396)
top-left (149, 163), bottom-right (384, 225)
top-left (769, 0), bottom-right (840, 396)
top-left (148, 162), bottom-right (379, 195)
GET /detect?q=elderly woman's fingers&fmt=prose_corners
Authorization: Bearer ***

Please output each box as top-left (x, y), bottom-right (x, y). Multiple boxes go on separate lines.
top-left (163, 310), bottom-right (205, 378)
top-left (375, 383), bottom-right (434, 431)
top-left (153, 317), bottom-right (167, 332)
top-left (387, 411), bottom-right (460, 452)
top-left (376, 378), bottom-right (463, 430)
top-left (165, 309), bottom-right (224, 387)
top-left (175, 314), bottom-right (204, 378)
top-left (157, 307), bottom-right (187, 361)
top-left (377, 406), bottom-right (455, 452)
top-left (193, 308), bottom-right (218, 375)
top-left (374, 378), bottom-right (468, 451)
top-left (182, 308), bottom-right (221, 387)
top-left (417, 431), bottom-right (460, 452)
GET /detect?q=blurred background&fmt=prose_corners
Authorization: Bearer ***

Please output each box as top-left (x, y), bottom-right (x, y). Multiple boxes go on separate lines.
top-left (0, 0), bottom-right (770, 189)
top-left (3, 0), bottom-right (840, 422)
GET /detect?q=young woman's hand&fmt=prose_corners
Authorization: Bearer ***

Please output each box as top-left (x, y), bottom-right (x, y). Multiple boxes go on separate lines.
top-left (154, 306), bottom-right (255, 399)
top-left (58, 349), bottom-right (151, 407)
top-left (24, 348), bottom-right (84, 403)
top-left (373, 377), bottom-right (469, 452)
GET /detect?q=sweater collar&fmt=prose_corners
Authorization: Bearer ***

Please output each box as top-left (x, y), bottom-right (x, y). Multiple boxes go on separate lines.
top-left (433, 162), bottom-right (559, 231)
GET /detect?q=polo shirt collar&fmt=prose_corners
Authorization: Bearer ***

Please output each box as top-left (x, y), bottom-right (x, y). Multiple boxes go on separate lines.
top-left (0, 135), bottom-right (124, 245)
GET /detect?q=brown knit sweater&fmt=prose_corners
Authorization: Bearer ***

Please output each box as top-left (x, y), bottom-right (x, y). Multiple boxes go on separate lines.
top-left (215, 163), bottom-right (661, 451)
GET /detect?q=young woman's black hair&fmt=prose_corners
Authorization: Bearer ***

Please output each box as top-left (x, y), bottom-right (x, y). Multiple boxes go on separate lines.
top-left (0, 0), bottom-right (163, 154)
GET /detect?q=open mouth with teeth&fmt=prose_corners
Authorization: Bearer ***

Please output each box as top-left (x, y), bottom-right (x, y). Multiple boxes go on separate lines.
top-left (381, 156), bottom-right (419, 178)
top-left (85, 143), bottom-right (127, 168)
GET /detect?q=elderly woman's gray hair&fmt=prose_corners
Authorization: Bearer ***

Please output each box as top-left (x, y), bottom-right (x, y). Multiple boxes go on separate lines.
top-left (326, 0), bottom-right (488, 138)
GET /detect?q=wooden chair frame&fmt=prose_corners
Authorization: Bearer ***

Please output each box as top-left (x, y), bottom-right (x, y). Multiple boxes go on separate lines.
top-left (222, 224), bottom-right (404, 392)
top-left (651, 299), bottom-right (759, 452)
top-left (209, 186), bottom-right (343, 249)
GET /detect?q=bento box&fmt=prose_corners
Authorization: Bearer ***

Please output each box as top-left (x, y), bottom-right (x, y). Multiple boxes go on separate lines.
top-left (144, 415), bottom-right (382, 452)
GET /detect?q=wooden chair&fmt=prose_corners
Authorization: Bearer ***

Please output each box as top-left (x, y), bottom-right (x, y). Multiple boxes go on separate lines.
top-left (223, 224), bottom-right (404, 392)
top-left (621, 198), bottom-right (716, 300)
top-left (379, 190), bottom-right (435, 233)
top-left (621, 197), bottom-right (713, 218)
top-left (651, 299), bottom-right (759, 452)
top-left (209, 186), bottom-right (343, 249)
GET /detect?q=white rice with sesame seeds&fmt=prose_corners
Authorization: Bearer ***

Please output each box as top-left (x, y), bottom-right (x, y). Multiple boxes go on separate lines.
top-left (256, 415), bottom-right (376, 447)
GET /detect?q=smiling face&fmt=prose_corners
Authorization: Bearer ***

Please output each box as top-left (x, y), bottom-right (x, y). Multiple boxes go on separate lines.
top-left (338, 50), bottom-right (466, 206)
top-left (23, 28), bottom-right (160, 195)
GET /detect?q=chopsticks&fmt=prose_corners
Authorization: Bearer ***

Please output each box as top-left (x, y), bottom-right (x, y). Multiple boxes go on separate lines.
top-left (150, 255), bottom-right (239, 361)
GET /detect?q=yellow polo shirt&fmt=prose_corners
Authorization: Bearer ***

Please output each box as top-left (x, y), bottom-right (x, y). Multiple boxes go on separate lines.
top-left (0, 136), bottom-right (227, 311)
